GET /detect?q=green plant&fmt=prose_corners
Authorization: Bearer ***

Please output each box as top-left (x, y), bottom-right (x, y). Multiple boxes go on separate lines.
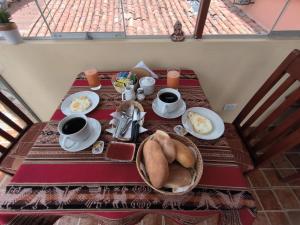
top-left (0, 9), bottom-right (11, 24)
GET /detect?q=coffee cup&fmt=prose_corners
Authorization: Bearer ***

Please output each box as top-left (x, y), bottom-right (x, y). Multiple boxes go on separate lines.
top-left (58, 114), bottom-right (90, 149)
top-left (139, 76), bottom-right (156, 95)
top-left (156, 88), bottom-right (181, 114)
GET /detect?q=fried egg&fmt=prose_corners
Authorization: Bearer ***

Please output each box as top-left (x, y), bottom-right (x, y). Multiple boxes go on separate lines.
top-left (188, 111), bottom-right (213, 134)
top-left (70, 96), bottom-right (91, 112)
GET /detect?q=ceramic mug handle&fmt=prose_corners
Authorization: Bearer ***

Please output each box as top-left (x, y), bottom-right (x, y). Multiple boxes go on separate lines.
top-left (121, 92), bottom-right (126, 101)
top-left (62, 136), bottom-right (76, 149)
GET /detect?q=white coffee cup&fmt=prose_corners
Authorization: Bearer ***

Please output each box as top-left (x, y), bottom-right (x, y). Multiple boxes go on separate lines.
top-left (139, 76), bottom-right (156, 95)
top-left (58, 114), bottom-right (90, 149)
top-left (156, 88), bottom-right (181, 114)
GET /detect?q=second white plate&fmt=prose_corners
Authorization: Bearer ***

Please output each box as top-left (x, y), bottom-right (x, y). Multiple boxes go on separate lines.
top-left (182, 107), bottom-right (224, 140)
top-left (61, 91), bottom-right (100, 116)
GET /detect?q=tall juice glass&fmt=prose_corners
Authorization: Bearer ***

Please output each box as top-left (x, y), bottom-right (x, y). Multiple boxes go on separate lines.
top-left (167, 70), bottom-right (180, 89)
top-left (85, 69), bottom-right (101, 90)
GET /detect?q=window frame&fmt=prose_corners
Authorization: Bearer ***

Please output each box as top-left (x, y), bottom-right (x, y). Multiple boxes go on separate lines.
top-left (1, 0), bottom-right (299, 41)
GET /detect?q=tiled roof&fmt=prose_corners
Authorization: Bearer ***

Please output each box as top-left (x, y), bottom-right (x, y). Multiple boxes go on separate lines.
top-left (9, 0), bottom-right (266, 37)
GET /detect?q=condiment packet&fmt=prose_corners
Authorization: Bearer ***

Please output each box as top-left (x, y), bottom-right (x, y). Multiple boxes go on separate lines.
top-left (92, 141), bottom-right (104, 154)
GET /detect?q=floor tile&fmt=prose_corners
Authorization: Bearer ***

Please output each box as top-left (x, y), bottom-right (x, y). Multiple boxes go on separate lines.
top-left (263, 169), bottom-right (287, 187)
top-left (288, 177), bottom-right (300, 187)
top-left (272, 155), bottom-right (293, 168)
top-left (252, 191), bottom-right (263, 210)
top-left (286, 153), bottom-right (300, 168)
top-left (292, 188), bottom-right (300, 201)
top-left (287, 211), bottom-right (300, 225)
top-left (274, 189), bottom-right (300, 209)
top-left (256, 190), bottom-right (281, 210)
top-left (248, 170), bottom-right (269, 188)
top-left (253, 212), bottom-right (270, 225)
top-left (266, 212), bottom-right (291, 225)
top-left (277, 169), bottom-right (298, 179)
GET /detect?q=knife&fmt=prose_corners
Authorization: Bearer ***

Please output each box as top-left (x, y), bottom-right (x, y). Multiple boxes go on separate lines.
top-left (120, 105), bottom-right (134, 137)
top-left (131, 108), bottom-right (140, 143)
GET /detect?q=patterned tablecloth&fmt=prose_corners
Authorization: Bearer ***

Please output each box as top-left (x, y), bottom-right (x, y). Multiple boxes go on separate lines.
top-left (0, 70), bottom-right (256, 225)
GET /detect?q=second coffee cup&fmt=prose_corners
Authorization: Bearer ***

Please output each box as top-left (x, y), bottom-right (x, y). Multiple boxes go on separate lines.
top-left (156, 88), bottom-right (181, 114)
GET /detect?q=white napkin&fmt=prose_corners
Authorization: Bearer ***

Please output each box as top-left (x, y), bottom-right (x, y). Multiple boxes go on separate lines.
top-left (134, 61), bottom-right (159, 79)
top-left (106, 112), bottom-right (148, 139)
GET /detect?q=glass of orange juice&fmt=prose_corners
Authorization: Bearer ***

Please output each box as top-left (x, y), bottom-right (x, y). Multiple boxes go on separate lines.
top-left (167, 70), bottom-right (180, 89)
top-left (85, 68), bottom-right (101, 90)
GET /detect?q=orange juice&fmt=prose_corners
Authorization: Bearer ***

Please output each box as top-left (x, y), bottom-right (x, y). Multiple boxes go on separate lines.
top-left (167, 70), bottom-right (180, 89)
top-left (85, 69), bottom-right (101, 90)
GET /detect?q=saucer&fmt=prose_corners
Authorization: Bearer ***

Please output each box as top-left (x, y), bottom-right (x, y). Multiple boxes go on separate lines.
top-left (152, 98), bottom-right (186, 119)
top-left (59, 118), bottom-right (101, 152)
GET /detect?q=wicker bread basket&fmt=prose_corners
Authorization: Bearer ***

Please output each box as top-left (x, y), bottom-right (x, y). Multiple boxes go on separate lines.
top-left (112, 68), bottom-right (151, 93)
top-left (136, 132), bottom-right (203, 195)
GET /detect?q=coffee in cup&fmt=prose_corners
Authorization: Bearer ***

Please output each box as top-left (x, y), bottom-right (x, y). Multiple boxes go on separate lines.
top-left (159, 92), bottom-right (178, 103)
top-left (58, 114), bottom-right (90, 149)
top-left (62, 117), bottom-right (86, 134)
top-left (156, 88), bottom-right (181, 114)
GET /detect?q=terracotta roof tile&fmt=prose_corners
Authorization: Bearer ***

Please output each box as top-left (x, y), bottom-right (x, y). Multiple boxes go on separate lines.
top-left (9, 0), bottom-right (267, 37)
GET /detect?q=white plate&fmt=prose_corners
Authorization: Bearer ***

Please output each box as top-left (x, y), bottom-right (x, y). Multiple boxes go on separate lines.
top-left (59, 118), bottom-right (101, 152)
top-left (61, 91), bottom-right (100, 116)
top-left (152, 98), bottom-right (186, 119)
top-left (182, 107), bottom-right (224, 140)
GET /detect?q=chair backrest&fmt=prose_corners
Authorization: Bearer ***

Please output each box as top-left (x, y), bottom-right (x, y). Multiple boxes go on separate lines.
top-left (233, 49), bottom-right (300, 166)
top-left (0, 91), bottom-right (33, 162)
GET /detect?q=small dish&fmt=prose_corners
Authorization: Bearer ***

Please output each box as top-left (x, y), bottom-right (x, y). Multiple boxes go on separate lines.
top-left (152, 98), bottom-right (186, 119)
top-left (61, 91), bottom-right (100, 116)
top-left (181, 107), bottom-right (224, 140)
top-left (174, 125), bottom-right (187, 136)
top-left (105, 141), bottom-right (136, 162)
top-left (92, 141), bottom-right (105, 154)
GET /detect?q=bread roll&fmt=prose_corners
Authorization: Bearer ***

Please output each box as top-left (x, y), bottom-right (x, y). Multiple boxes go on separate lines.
top-left (173, 139), bottom-right (196, 168)
top-left (188, 111), bottom-right (213, 134)
top-left (164, 163), bottom-right (192, 188)
top-left (153, 130), bottom-right (176, 163)
top-left (143, 139), bottom-right (169, 188)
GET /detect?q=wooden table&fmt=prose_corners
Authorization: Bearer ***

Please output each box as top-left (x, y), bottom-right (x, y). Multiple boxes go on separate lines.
top-left (0, 70), bottom-right (256, 225)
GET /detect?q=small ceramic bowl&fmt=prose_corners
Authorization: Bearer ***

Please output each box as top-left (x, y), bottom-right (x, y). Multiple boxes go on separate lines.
top-left (105, 141), bottom-right (136, 162)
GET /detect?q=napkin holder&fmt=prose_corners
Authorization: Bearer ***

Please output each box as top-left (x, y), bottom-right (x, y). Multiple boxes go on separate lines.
top-left (106, 111), bottom-right (147, 141)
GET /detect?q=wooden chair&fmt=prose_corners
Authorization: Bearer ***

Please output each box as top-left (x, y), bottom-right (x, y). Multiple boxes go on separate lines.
top-left (0, 91), bottom-right (45, 175)
top-left (225, 49), bottom-right (300, 174)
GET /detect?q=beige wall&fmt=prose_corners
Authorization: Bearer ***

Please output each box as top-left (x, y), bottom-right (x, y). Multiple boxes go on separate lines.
top-left (0, 39), bottom-right (300, 122)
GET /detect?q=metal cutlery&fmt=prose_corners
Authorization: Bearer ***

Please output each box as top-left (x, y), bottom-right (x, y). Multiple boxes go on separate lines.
top-left (130, 107), bottom-right (140, 143)
top-left (120, 105), bottom-right (134, 137)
